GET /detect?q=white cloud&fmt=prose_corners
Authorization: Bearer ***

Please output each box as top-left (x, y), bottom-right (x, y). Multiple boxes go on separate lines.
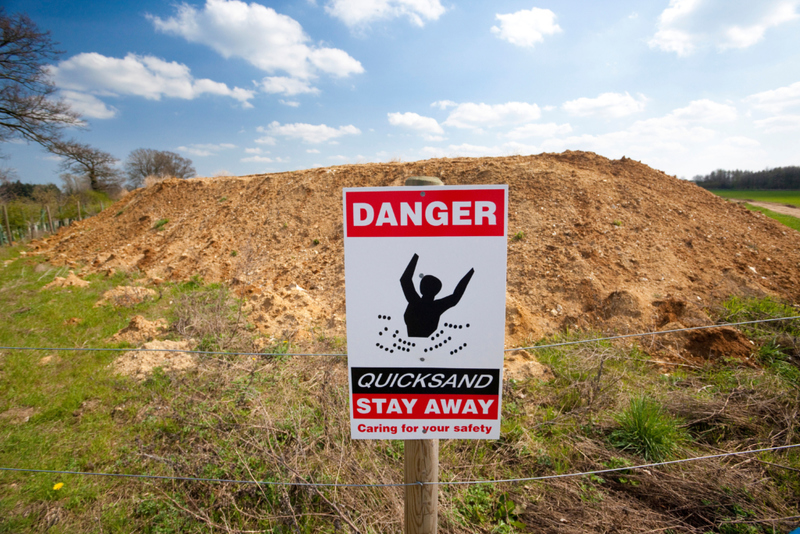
top-left (505, 122), bottom-right (572, 140)
top-left (443, 102), bottom-right (541, 129)
top-left (491, 7), bottom-right (562, 48)
top-left (325, 0), bottom-right (445, 28)
top-left (754, 114), bottom-right (800, 132)
top-left (745, 81), bottom-right (800, 113)
top-left (306, 148), bottom-right (321, 153)
top-left (670, 99), bottom-right (737, 122)
top-left (263, 121), bottom-right (361, 143)
top-left (649, 0), bottom-right (800, 56)
top-left (178, 143), bottom-right (237, 157)
top-left (60, 90), bottom-right (117, 119)
top-left (262, 77), bottom-right (320, 96)
top-left (149, 0), bottom-right (363, 94)
top-left (562, 92), bottom-right (647, 118)
top-left (279, 100), bottom-right (301, 107)
top-left (241, 155), bottom-right (274, 163)
top-left (245, 147), bottom-right (265, 154)
top-left (431, 100), bottom-right (457, 110)
top-left (255, 136), bottom-right (277, 145)
top-left (387, 112), bottom-right (444, 134)
top-left (51, 53), bottom-right (255, 108)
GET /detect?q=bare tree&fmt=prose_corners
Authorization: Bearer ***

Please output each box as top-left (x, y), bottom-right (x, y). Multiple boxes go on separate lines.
top-left (0, 8), bottom-right (82, 149)
top-left (50, 139), bottom-right (122, 193)
top-left (124, 148), bottom-right (196, 188)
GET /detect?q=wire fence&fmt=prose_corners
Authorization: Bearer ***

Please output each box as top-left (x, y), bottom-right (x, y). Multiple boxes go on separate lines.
top-left (2, 444), bottom-right (798, 488)
top-left (2, 315), bottom-right (799, 358)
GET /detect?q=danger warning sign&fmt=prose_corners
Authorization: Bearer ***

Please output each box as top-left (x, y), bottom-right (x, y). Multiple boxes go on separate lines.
top-left (344, 185), bottom-right (508, 439)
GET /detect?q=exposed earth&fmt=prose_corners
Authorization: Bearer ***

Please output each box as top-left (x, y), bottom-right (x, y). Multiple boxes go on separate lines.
top-left (29, 151), bottom-right (800, 364)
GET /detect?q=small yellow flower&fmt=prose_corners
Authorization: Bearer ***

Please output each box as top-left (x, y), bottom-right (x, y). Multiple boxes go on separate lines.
top-left (53, 483), bottom-right (64, 491)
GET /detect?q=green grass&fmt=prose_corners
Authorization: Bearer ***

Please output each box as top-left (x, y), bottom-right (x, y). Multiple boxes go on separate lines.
top-left (709, 189), bottom-right (800, 206)
top-left (744, 204), bottom-right (800, 232)
top-left (1, 246), bottom-right (799, 532)
top-left (609, 396), bottom-right (688, 461)
top-left (708, 189), bottom-right (800, 231)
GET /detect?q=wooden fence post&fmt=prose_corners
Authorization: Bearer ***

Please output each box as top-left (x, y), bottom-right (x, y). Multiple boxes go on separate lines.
top-left (3, 204), bottom-right (12, 246)
top-left (403, 175), bottom-right (443, 534)
top-left (46, 205), bottom-right (55, 234)
top-left (77, 200), bottom-right (83, 221)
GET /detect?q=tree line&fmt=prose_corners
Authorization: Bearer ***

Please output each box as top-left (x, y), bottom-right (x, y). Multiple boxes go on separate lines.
top-left (0, 8), bottom-right (195, 198)
top-left (693, 167), bottom-right (800, 190)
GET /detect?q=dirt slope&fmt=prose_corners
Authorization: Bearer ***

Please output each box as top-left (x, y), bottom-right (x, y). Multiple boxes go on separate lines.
top-left (30, 151), bottom-right (800, 353)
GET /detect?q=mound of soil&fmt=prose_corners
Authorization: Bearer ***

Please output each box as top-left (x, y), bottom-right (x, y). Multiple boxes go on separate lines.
top-left (95, 286), bottom-right (157, 308)
top-left (111, 315), bottom-right (168, 344)
top-left (41, 271), bottom-right (89, 290)
top-left (112, 340), bottom-right (195, 381)
top-left (30, 151), bottom-right (800, 359)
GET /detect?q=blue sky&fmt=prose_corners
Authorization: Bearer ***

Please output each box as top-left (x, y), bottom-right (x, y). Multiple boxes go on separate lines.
top-left (4, 0), bottom-right (800, 186)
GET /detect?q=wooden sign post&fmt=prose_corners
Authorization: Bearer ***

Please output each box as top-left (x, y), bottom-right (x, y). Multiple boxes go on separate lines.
top-left (404, 176), bottom-right (442, 534)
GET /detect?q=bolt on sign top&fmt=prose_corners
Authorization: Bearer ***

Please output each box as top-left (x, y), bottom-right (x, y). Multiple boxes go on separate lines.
top-left (343, 185), bottom-right (508, 440)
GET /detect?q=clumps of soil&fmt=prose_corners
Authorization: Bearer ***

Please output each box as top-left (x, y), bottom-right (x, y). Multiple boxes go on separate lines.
top-left (0, 406), bottom-right (36, 424)
top-left (41, 271), bottom-right (89, 290)
top-left (111, 315), bottom-right (168, 344)
top-left (504, 350), bottom-right (555, 381)
top-left (95, 286), bottom-right (157, 307)
top-left (111, 340), bottom-right (195, 381)
top-left (30, 151), bottom-right (800, 362)
top-left (252, 284), bottom-right (329, 341)
top-left (37, 355), bottom-right (60, 366)
top-left (648, 297), bottom-right (755, 364)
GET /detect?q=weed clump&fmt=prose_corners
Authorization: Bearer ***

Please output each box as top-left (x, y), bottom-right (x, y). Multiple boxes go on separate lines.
top-left (609, 396), bottom-right (688, 461)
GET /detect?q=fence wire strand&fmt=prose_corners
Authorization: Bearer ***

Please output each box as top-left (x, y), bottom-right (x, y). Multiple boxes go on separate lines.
top-left (2, 315), bottom-right (798, 358)
top-left (1, 443), bottom-right (798, 488)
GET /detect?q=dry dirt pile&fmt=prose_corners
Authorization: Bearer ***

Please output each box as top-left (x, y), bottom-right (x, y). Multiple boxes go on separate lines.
top-left (40, 271), bottom-right (89, 290)
top-left (112, 340), bottom-right (195, 381)
top-left (111, 315), bottom-right (169, 344)
top-left (30, 151), bottom-right (800, 361)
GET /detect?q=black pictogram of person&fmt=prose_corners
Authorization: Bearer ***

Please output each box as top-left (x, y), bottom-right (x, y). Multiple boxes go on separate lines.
top-left (400, 253), bottom-right (474, 338)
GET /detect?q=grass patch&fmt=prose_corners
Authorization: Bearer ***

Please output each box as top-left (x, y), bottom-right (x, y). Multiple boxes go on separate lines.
top-left (152, 218), bottom-right (169, 231)
top-left (609, 396), bottom-right (688, 461)
top-left (743, 204), bottom-right (800, 232)
top-left (1, 247), bottom-right (799, 532)
top-left (710, 189), bottom-right (800, 206)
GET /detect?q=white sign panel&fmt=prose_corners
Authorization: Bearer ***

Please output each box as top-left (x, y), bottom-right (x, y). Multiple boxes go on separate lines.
top-left (344, 185), bottom-right (508, 439)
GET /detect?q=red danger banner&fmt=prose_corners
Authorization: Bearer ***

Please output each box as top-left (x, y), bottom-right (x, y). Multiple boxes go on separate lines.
top-left (345, 188), bottom-right (505, 237)
top-left (352, 394), bottom-right (499, 419)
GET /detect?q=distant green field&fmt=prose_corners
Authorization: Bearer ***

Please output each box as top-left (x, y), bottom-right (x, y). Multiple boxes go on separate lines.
top-left (709, 189), bottom-right (800, 206)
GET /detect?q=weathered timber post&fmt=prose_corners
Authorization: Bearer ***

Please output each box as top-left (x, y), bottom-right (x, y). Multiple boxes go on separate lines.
top-left (404, 175), bottom-right (443, 534)
top-left (77, 200), bottom-right (83, 221)
top-left (46, 205), bottom-right (55, 234)
top-left (3, 204), bottom-right (12, 246)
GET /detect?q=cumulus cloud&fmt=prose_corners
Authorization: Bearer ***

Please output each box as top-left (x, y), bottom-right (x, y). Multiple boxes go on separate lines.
top-left (754, 114), bottom-right (800, 132)
top-left (261, 77), bottom-right (320, 96)
top-left (60, 90), bottom-right (117, 119)
top-left (443, 102), bottom-right (541, 129)
top-left (505, 122), bottom-right (573, 140)
top-left (670, 99), bottom-right (738, 122)
top-left (241, 155), bottom-right (274, 163)
top-left (325, 0), bottom-right (445, 28)
top-left (745, 81), bottom-right (800, 113)
top-left (177, 143), bottom-right (237, 157)
top-left (649, 0), bottom-right (800, 56)
top-left (491, 7), bottom-right (562, 48)
top-left (562, 92), bottom-right (647, 118)
top-left (262, 121), bottom-right (361, 143)
top-left (149, 0), bottom-right (363, 95)
top-left (387, 112), bottom-right (444, 134)
top-left (431, 100), bottom-right (457, 110)
top-left (51, 53), bottom-right (255, 110)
